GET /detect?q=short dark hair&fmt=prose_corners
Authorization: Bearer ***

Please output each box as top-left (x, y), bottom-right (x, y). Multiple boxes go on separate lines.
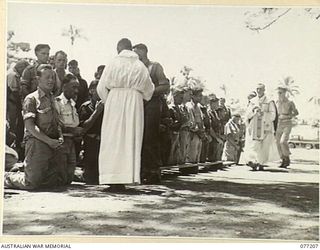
top-left (54, 50), bottom-right (67, 59)
top-left (68, 59), bottom-right (78, 67)
top-left (97, 65), bottom-right (105, 72)
top-left (117, 38), bottom-right (132, 53)
top-left (133, 43), bottom-right (148, 53)
top-left (191, 89), bottom-right (203, 96)
top-left (34, 44), bottom-right (50, 54)
top-left (14, 60), bottom-right (29, 70)
top-left (62, 73), bottom-right (78, 86)
top-left (36, 64), bottom-right (53, 77)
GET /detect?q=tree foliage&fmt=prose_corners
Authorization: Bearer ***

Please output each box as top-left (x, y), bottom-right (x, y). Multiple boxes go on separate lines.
top-left (62, 25), bottom-right (88, 45)
top-left (173, 65), bottom-right (206, 91)
top-left (279, 76), bottom-right (300, 97)
top-left (7, 31), bottom-right (33, 68)
top-left (245, 8), bottom-right (320, 32)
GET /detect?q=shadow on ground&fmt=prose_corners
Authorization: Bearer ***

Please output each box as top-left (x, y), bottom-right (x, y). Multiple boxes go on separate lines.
top-left (3, 176), bottom-right (319, 240)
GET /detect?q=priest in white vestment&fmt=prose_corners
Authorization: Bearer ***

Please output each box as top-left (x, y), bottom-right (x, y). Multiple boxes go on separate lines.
top-left (242, 83), bottom-right (279, 170)
top-left (97, 38), bottom-right (154, 190)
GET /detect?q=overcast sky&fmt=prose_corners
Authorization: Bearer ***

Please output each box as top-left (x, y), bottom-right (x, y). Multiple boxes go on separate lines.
top-left (7, 2), bottom-right (320, 117)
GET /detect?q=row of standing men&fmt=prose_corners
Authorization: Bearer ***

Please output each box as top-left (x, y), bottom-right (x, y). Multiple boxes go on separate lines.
top-left (4, 39), bottom-right (243, 190)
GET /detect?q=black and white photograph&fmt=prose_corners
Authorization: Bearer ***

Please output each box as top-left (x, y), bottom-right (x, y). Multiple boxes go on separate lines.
top-left (2, 0), bottom-right (320, 241)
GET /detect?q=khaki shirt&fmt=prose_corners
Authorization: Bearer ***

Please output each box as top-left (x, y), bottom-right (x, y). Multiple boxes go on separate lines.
top-left (276, 99), bottom-right (297, 125)
top-left (55, 93), bottom-right (80, 128)
top-left (23, 88), bottom-right (60, 139)
top-left (20, 62), bottom-right (40, 100)
top-left (186, 101), bottom-right (205, 132)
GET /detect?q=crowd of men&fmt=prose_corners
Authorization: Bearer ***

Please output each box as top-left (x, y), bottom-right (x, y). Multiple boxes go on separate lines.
top-left (4, 38), bottom-right (299, 192)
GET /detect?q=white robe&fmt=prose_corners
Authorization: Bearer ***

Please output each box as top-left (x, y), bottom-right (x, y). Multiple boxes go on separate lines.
top-left (97, 50), bottom-right (154, 184)
top-left (242, 95), bottom-right (280, 165)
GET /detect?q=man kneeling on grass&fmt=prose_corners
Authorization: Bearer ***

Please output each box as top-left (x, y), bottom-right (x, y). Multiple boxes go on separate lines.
top-left (4, 65), bottom-right (64, 190)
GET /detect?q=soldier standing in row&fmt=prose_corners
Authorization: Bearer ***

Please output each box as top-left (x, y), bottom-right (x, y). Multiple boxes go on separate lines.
top-left (133, 43), bottom-right (170, 184)
top-left (208, 94), bottom-right (225, 162)
top-left (200, 94), bottom-right (212, 163)
top-left (167, 86), bottom-right (184, 165)
top-left (185, 86), bottom-right (205, 173)
top-left (179, 86), bottom-right (193, 164)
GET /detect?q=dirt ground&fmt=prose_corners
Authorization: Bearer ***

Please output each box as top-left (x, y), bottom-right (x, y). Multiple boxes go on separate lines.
top-left (2, 148), bottom-right (319, 240)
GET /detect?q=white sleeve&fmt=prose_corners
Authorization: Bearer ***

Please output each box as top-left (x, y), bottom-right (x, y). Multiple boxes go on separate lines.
top-left (265, 101), bottom-right (276, 122)
top-left (245, 102), bottom-right (256, 121)
top-left (141, 75), bottom-right (155, 101)
top-left (224, 123), bottom-right (232, 135)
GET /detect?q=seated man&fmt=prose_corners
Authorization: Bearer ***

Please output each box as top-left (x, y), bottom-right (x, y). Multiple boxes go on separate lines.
top-left (4, 65), bottom-right (64, 190)
top-left (79, 81), bottom-right (104, 184)
top-left (55, 74), bottom-right (83, 185)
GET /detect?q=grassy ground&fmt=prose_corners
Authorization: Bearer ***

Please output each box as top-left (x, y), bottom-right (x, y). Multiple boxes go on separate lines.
top-left (2, 148), bottom-right (319, 240)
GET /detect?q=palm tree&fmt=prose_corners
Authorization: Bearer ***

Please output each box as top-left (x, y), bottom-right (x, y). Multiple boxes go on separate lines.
top-left (279, 76), bottom-right (300, 97)
top-left (219, 83), bottom-right (227, 98)
top-left (62, 25), bottom-right (87, 45)
top-left (62, 25), bottom-right (88, 58)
